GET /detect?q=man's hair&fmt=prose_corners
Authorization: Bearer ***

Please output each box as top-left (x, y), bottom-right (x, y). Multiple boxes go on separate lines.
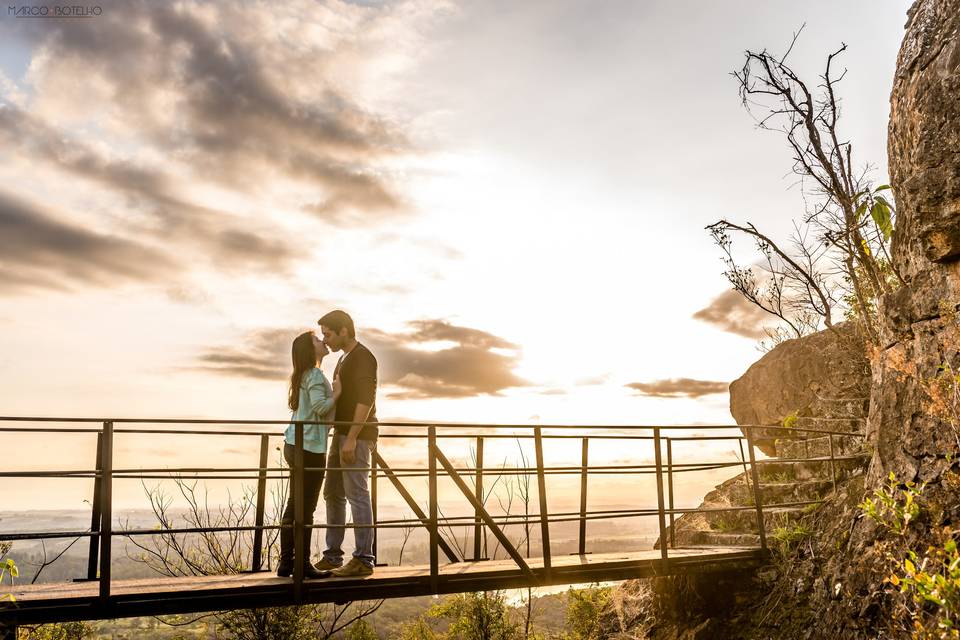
top-left (318, 310), bottom-right (355, 339)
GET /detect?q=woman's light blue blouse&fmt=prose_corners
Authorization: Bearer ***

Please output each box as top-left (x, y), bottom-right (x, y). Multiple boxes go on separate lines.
top-left (284, 368), bottom-right (335, 454)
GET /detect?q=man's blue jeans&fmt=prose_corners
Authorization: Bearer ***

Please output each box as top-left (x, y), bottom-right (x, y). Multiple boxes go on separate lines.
top-left (322, 434), bottom-right (376, 567)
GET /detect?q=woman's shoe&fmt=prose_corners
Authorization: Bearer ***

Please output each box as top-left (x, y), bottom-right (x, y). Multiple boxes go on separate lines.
top-left (303, 563), bottom-right (331, 580)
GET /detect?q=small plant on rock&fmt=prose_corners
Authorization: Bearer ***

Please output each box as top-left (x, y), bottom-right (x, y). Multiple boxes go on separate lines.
top-left (888, 528), bottom-right (960, 639)
top-left (860, 472), bottom-right (924, 535)
top-left (771, 522), bottom-right (812, 557)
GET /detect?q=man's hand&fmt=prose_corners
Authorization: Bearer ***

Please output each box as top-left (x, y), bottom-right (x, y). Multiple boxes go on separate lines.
top-left (332, 376), bottom-right (342, 398)
top-left (341, 435), bottom-right (357, 464)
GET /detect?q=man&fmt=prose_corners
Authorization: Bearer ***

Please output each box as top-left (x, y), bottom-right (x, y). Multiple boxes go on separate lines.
top-left (315, 309), bottom-right (378, 577)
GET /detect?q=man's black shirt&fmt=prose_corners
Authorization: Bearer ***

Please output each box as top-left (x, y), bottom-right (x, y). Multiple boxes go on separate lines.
top-left (333, 342), bottom-right (378, 441)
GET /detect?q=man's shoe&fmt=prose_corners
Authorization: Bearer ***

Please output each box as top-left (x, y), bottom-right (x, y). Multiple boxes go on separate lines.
top-left (331, 558), bottom-right (374, 578)
top-left (313, 557), bottom-right (342, 572)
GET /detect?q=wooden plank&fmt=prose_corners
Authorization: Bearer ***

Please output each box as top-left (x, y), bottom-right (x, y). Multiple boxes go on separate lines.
top-left (2, 548), bottom-right (768, 625)
top-left (6, 547), bottom-right (763, 603)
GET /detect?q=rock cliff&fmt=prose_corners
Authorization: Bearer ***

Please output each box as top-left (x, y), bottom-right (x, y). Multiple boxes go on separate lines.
top-left (601, 2), bottom-right (960, 637)
top-left (869, 0), bottom-right (960, 485)
top-left (729, 323), bottom-right (870, 456)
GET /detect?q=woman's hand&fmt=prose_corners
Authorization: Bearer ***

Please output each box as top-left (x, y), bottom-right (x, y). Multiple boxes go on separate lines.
top-left (332, 376), bottom-right (342, 398)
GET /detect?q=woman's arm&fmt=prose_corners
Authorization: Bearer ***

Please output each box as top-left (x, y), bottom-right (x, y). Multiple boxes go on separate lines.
top-left (306, 372), bottom-right (339, 419)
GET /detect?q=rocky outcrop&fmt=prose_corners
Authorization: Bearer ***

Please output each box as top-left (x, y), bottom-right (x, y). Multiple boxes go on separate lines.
top-left (729, 323), bottom-right (871, 456)
top-left (868, 0), bottom-right (960, 485)
top-left (604, 4), bottom-right (960, 638)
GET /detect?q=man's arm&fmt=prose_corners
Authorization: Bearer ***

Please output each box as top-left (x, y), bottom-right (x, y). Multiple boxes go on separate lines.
top-left (340, 403), bottom-right (372, 464)
top-left (340, 351), bottom-right (377, 464)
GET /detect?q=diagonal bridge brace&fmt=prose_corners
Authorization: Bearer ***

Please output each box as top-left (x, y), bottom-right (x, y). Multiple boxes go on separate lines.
top-left (432, 447), bottom-right (534, 581)
top-left (373, 452), bottom-right (459, 563)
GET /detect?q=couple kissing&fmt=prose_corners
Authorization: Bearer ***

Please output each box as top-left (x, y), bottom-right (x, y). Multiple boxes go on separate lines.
top-left (278, 309), bottom-right (378, 580)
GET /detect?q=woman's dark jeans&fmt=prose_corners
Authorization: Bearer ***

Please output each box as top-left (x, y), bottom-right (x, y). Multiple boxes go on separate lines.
top-left (281, 443), bottom-right (327, 526)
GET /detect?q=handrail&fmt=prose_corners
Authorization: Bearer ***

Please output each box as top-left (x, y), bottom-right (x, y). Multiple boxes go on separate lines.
top-left (0, 416), bottom-right (868, 601)
top-left (0, 416), bottom-right (864, 437)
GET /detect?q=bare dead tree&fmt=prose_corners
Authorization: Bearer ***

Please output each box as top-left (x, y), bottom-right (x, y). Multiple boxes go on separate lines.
top-left (122, 472), bottom-right (383, 640)
top-left (396, 512), bottom-right (416, 566)
top-left (28, 536), bottom-right (84, 585)
top-left (710, 26), bottom-right (901, 347)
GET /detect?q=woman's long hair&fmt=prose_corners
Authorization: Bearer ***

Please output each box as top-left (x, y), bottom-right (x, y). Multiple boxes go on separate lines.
top-left (288, 331), bottom-right (317, 411)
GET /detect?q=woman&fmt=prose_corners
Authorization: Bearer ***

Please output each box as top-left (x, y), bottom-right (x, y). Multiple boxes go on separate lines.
top-left (277, 331), bottom-right (340, 579)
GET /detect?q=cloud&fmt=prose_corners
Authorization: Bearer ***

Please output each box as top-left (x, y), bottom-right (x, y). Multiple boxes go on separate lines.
top-left (364, 320), bottom-right (528, 399)
top-left (191, 319), bottom-right (529, 399)
top-left (0, 102), bottom-right (303, 281)
top-left (692, 290), bottom-right (770, 339)
top-left (0, 190), bottom-right (179, 293)
top-left (625, 378), bottom-right (728, 399)
top-left (193, 328), bottom-right (292, 380)
top-left (2, 0), bottom-right (409, 222)
top-left (0, 0), bottom-right (439, 294)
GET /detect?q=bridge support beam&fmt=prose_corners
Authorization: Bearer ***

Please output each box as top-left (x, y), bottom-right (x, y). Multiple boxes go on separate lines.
top-left (373, 453), bottom-right (459, 563)
top-left (0, 622), bottom-right (16, 640)
top-left (433, 447), bottom-right (534, 581)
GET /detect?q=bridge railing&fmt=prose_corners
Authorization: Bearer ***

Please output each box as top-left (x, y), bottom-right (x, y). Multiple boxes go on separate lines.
top-left (0, 417), bottom-right (866, 601)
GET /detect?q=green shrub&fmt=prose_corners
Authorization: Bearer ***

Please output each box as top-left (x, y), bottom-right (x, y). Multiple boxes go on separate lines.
top-left (429, 591), bottom-right (520, 640)
top-left (889, 529), bottom-right (960, 639)
top-left (772, 522), bottom-right (812, 555)
top-left (860, 472), bottom-right (923, 535)
top-left (564, 586), bottom-right (612, 640)
top-left (345, 618), bottom-right (378, 640)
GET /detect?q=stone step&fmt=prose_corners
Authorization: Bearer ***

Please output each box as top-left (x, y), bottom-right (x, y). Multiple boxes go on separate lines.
top-left (755, 453), bottom-right (869, 482)
top-left (774, 434), bottom-right (865, 459)
top-left (669, 530), bottom-right (762, 548)
top-left (700, 505), bottom-right (808, 534)
top-left (726, 479), bottom-right (834, 505)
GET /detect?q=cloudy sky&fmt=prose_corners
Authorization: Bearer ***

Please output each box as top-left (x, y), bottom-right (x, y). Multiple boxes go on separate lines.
top-left (0, 0), bottom-right (911, 509)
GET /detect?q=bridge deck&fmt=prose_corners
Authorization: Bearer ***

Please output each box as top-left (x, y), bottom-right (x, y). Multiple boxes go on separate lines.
top-left (2, 547), bottom-right (765, 625)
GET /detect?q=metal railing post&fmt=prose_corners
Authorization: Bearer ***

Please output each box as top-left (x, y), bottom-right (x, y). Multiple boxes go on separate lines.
top-left (428, 426), bottom-right (439, 592)
top-left (86, 430), bottom-right (103, 581)
top-left (252, 434), bottom-right (269, 572)
top-left (828, 433), bottom-right (838, 496)
top-left (578, 437), bottom-right (588, 556)
top-left (98, 421), bottom-right (113, 602)
top-left (372, 452), bottom-right (379, 564)
top-left (745, 426), bottom-right (768, 551)
top-left (293, 422), bottom-right (304, 602)
top-left (653, 427), bottom-right (668, 563)
top-left (667, 438), bottom-right (675, 549)
top-left (534, 426), bottom-right (551, 578)
top-left (738, 438), bottom-right (752, 494)
top-left (473, 436), bottom-right (484, 561)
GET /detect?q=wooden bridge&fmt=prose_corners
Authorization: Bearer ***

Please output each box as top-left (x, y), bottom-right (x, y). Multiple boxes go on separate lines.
top-left (0, 417), bottom-right (864, 636)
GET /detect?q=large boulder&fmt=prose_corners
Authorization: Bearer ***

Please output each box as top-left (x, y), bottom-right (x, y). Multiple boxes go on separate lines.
top-left (729, 324), bottom-right (871, 456)
top-left (868, 0), bottom-right (960, 484)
